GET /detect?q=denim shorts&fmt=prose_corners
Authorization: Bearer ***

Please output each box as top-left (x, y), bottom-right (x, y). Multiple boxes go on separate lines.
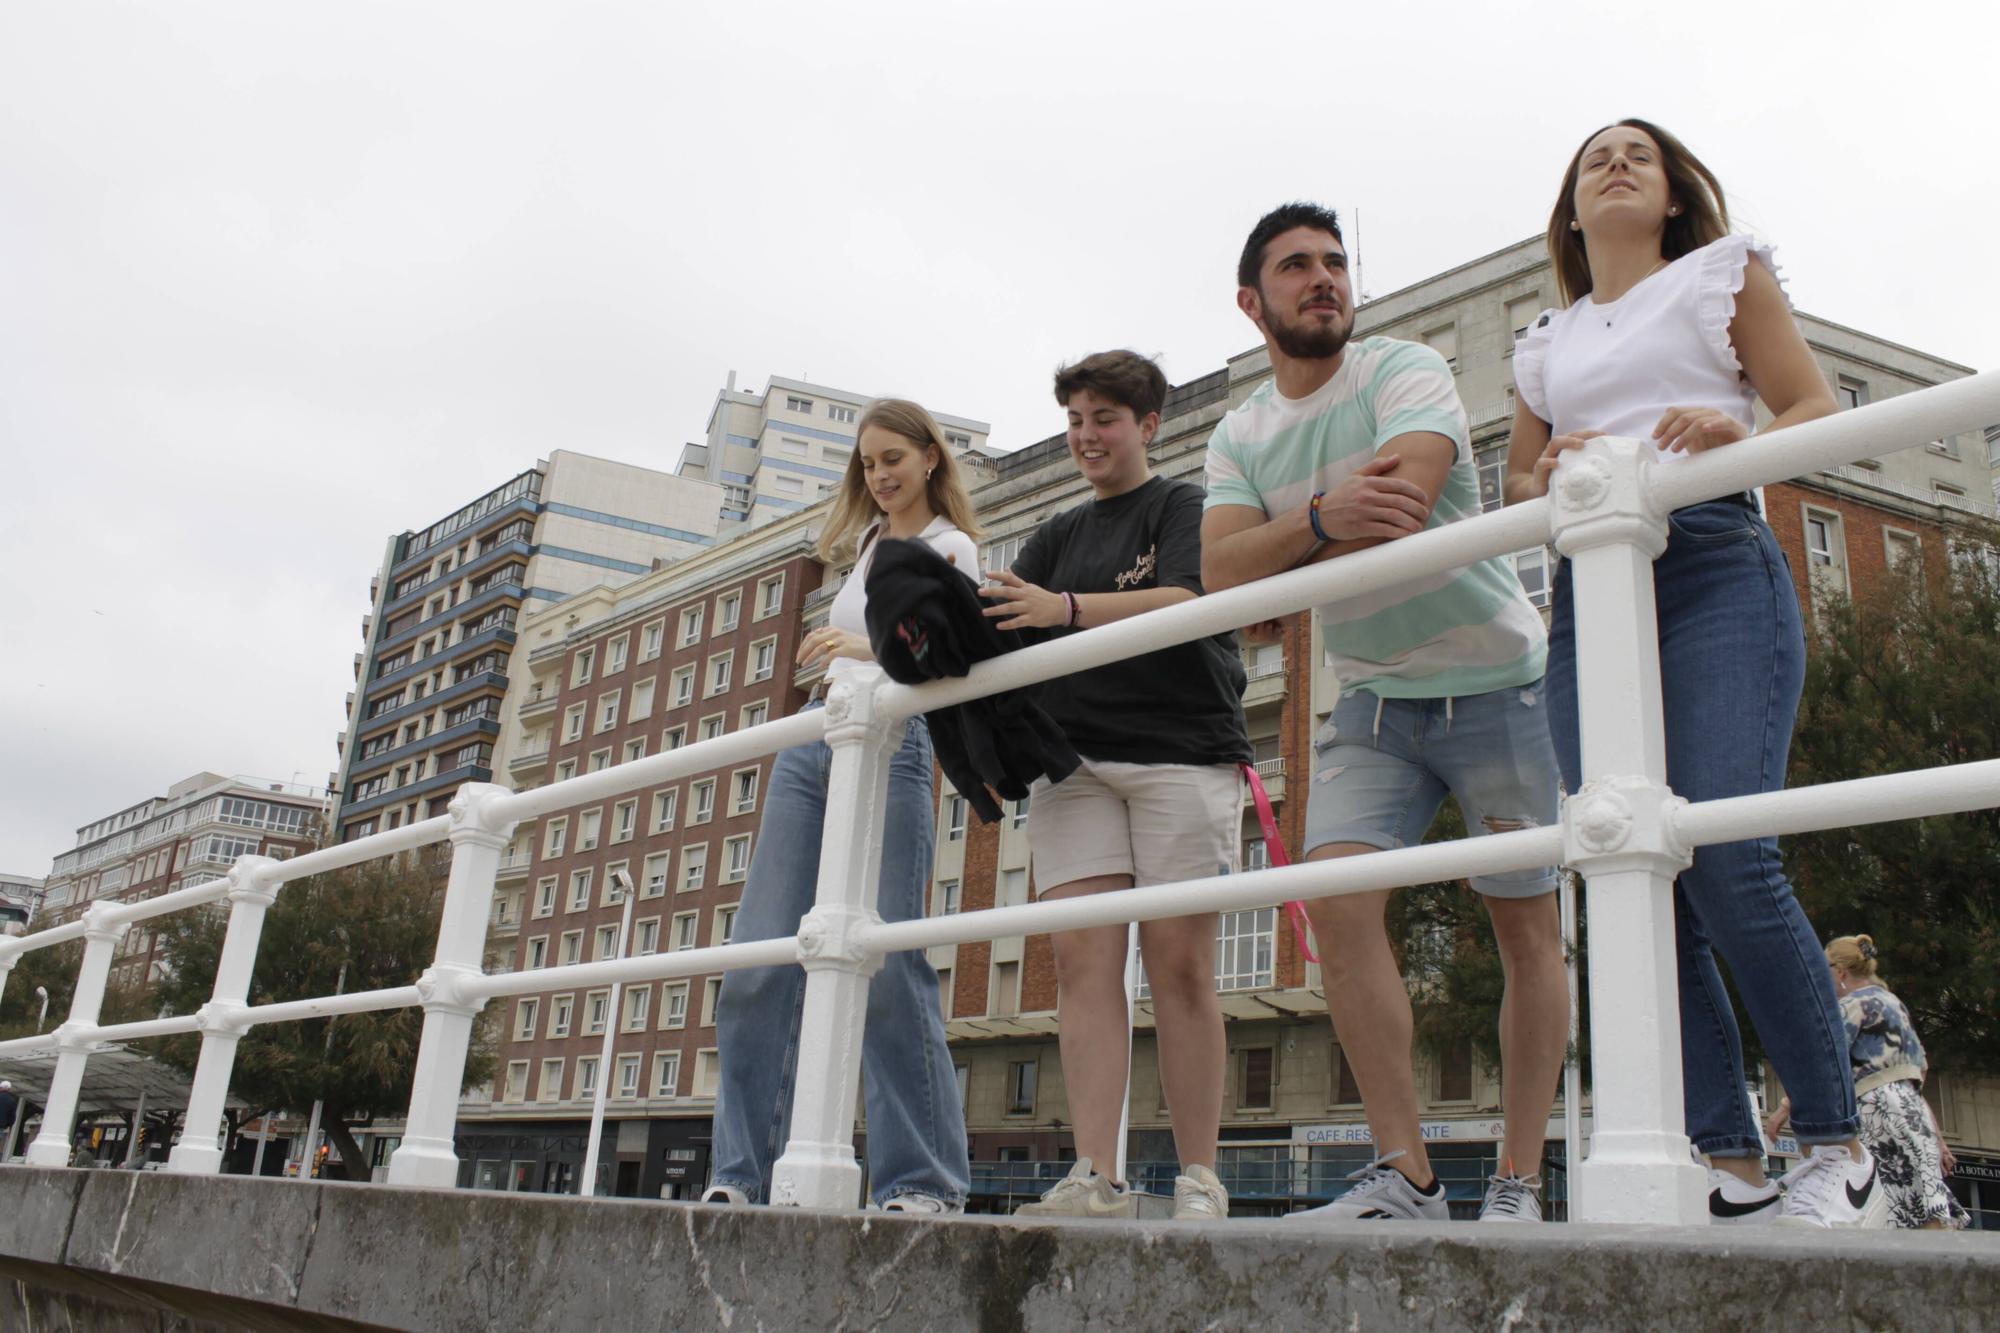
top-left (1303, 679), bottom-right (1561, 899)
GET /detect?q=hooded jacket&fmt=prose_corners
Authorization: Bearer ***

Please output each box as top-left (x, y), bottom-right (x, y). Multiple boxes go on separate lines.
top-left (864, 537), bottom-right (1080, 823)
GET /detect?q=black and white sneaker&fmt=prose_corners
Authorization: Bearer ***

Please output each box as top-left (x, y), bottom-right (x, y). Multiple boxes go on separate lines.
top-left (1707, 1168), bottom-right (1781, 1225)
top-left (1289, 1151), bottom-right (1448, 1222)
top-left (1773, 1145), bottom-right (1890, 1229)
top-left (700, 1184), bottom-right (748, 1206)
top-left (1478, 1173), bottom-right (1543, 1223)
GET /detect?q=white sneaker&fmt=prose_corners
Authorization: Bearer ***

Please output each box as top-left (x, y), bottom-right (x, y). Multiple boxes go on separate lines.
top-left (700, 1184), bottom-right (748, 1206)
top-left (1289, 1151), bottom-right (1448, 1222)
top-left (1477, 1173), bottom-right (1543, 1223)
top-left (882, 1194), bottom-right (964, 1215)
top-left (1707, 1168), bottom-right (1781, 1225)
top-left (1773, 1145), bottom-right (1889, 1229)
top-left (1015, 1157), bottom-right (1135, 1219)
top-left (1172, 1164), bottom-right (1230, 1220)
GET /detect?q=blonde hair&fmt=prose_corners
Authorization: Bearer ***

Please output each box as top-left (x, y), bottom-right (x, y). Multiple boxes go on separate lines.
top-left (816, 398), bottom-right (984, 561)
top-left (1826, 934), bottom-right (1882, 983)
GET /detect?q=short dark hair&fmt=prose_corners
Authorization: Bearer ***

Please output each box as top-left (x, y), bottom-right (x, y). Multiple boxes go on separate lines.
top-left (1053, 349), bottom-right (1168, 421)
top-left (1238, 202), bottom-right (1344, 290)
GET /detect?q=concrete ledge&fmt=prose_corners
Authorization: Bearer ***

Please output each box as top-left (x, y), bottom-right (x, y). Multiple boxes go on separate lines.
top-left (3, 1166), bottom-right (1998, 1331)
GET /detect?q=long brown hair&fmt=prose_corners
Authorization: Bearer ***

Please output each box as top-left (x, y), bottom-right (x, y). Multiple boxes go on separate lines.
top-left (816, 398), bottom-right (985, 561)
top-left (1546, 118), bottom-right (1731, 305)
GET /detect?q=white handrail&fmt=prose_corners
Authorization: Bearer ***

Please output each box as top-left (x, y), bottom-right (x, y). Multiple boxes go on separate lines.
top-left (1, 370), bottom-right (1996, 1221)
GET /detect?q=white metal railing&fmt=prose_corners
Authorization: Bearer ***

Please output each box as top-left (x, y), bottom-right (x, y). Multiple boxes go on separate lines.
top-left (3, 373), bottom-right (1999, 1224)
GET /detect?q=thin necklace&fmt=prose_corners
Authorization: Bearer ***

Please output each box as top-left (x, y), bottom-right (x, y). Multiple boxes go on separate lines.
top-left (1601, 257), bottom-right (1669, 327)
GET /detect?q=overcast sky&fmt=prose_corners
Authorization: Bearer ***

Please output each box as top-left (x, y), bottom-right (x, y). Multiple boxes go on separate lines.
top-left (2, 1), bottom-right (1994, 875)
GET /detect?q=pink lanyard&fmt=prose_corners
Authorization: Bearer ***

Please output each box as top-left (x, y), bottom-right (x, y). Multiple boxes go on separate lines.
top-left (1241, 762), bottom-right (1318, 964)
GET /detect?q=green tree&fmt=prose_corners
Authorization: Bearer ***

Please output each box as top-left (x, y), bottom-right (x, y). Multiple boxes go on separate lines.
top-left (1785, 541), bottom-right (2000, 1076)
top-left (0, 937), bottom-right (151, 1042)
top-left (148, 850), bottom-right (497, 1176)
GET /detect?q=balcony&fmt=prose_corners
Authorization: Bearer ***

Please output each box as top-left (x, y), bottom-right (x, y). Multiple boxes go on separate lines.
top-left (337, 760), bottom-right (493, 823)
top-left (517, 682), bottom-right (561, 722)
top-left (353, 672), bottom-right (509, 741)
top-left (363, 624), bottom-right (517, 699)
top-left (381, 537), bottom-right (534, 619)
top-left (1251, 756), bottom-right (1286, 804)
top-left (373, 580), bottom-right (524, 658)
top-left (495, 849), bottom-right (535, 882)
top-left (1243, 661), bottom-right (1288, 711)
top-left (507, 737), bottom-right (551, 774)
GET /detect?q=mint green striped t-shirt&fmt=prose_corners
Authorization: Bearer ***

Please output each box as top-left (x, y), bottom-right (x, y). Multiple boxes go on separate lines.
top-left (1202, 336), bottom-right (1546, 699)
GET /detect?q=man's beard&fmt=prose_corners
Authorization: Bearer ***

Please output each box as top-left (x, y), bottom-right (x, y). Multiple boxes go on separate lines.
top-left (1267, 302), bottom-right (1352, 360)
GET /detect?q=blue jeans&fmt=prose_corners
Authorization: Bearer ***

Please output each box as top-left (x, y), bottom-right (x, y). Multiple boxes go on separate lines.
top-left (710, 705), bottom-right (970, 1205)
top-left (1548, 499), bottom-right (1859, 1155)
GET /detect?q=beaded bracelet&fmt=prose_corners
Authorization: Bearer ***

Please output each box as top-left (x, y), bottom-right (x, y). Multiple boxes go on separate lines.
top-left (1308, 490), bottom-right (1331, 543)
top-left (1064, 591), bottom-right (1082, 628)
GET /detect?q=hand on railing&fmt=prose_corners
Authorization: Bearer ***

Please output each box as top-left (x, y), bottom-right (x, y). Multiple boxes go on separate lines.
top-left (1525, 430), bottom-right (1605, 498)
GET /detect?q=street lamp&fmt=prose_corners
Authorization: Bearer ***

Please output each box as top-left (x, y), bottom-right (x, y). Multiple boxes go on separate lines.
top-left (33, 986), bottom-right (48, 1034)
top-left (581, 869), bottom-right (636, 1197)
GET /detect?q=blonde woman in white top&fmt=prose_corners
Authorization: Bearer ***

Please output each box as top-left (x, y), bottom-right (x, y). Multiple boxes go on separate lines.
top-left (707, 399), bottom-right (978, 1213)
top-left (1506, 119), bottom-right (1884, 1229)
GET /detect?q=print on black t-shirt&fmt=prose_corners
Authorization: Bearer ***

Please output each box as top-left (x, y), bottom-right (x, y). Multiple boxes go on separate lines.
top-left (1011, 475), bottom-right (1252, 767)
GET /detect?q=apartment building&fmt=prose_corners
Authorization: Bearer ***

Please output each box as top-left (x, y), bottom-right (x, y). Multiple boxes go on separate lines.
top-left (677, 373), bottom-right (995, 530)
top-left (331, 452), bottom-right (726, 842)
top-left (33, 773), bottom-right (324, 990)
top-left (0, 874), bottom-right (45, 936)
top-left (454, 507), bottom-right (828, 1198)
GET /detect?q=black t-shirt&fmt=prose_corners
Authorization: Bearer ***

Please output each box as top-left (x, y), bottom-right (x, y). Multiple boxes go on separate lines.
top-left (1012, 475), bottom-right (1251, 766)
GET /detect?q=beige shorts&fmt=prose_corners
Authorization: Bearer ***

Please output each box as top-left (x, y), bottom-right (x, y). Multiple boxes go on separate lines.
top-left (1027, 758), bottom-right (1244, 894)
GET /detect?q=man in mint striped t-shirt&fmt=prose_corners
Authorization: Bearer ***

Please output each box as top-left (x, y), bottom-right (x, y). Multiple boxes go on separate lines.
top-left (1201, 203), bottom-right (1567, 1226)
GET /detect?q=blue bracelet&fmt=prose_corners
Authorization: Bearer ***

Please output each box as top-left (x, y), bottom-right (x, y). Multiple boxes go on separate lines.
top-left (1308, 491), bottom-right (1331, 543)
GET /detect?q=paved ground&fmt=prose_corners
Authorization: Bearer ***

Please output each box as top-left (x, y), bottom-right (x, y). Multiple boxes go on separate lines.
top-left (2, 1166), bottom-right (1997, 1331)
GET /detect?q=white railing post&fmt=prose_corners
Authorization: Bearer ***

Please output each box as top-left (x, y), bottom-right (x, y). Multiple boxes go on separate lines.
top-left (386, 783), bottom-right (513, 1188)
top-left (166, 855), bottom-right (278, 1175)
top-left (23, 903), bottom-right (129, 1167)
top-left (1550, 437), bottom-right (1707, 1224)
top-left (770, 667), bottom-right (898, 1208)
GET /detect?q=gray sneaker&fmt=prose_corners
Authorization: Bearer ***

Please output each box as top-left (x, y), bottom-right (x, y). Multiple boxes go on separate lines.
top-left (1173, 1164), bottom-right (1230, 1220)
top-left (1015, 1157), bottom-right (1135, 1219)
top-left (1478, 1173), bottom-right (1543, 1223)
top-left (1289, 1151), bottom-right (1448, 1222)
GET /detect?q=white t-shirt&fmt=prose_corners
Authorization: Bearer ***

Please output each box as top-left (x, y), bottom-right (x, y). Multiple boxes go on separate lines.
top-left (1514, 233), bottom-right (1787, 465)
top-left (824, 515), bottom-right (980, 683)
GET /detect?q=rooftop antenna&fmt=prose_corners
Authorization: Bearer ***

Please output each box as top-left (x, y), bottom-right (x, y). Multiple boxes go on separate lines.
top-left (1354, 207), bottom-right (1373, 304)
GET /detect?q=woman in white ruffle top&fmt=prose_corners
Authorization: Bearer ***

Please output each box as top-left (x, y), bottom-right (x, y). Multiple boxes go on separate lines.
top-left (1504, 120), bottom-right (1885, 1229)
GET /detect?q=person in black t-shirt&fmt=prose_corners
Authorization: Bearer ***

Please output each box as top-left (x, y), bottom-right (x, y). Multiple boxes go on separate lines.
top-left (982, 350), bottom-right (1251, 1222)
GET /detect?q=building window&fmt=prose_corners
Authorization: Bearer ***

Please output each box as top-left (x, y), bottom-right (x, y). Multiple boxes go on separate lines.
top-left (748, 638), bottom-right (777, 682)
top-left (935, 879), bottom-right (960, 916)
top-left (740, 700), bottom-right (769, 730)
top-left (701, 977), bottom-right (723, 1027)
top-left (827, 404), bottom-right (856, 425)
top-left (998, 867), bottom-right (1027, 907)
top-left (544, 819), bottom-right (567, 858)
top-left (538, 1059), bottom-right (564, 1103)
top-left (693, 1050), bottom-right (721, 1099)
top-left (1884, 528), bottom-right (1922, 574)
top-left (1216, 907), bottom-right (1277, 991)
top-left (526, 936), bottom-right (549, 969)
top-left (575, 1057), bottom-right (599, 1099)
top-left (513, 998), bottom-right (540, 1041)
top-left (559, 930), bottom-right (582, 966)
top-left (1423, 324), bottom-right (1459, 372)
top-left (584, 989), bottom-right (610, 1036)
top-left (651, 789), bottom-right (678, 834)
top-left (730, 768), bottom-right (759, 815)
top-left (1010, 797), bottom-right (1029, 829)
top-left (641, 620), bottom-right (665, 662)
top-left (786, 395), bottom-right (814, 413)
top-left (715, 904), bottom-right (738, 946)
top-left (944, 794), bottom-right (967, 841)
top-left (577, 810), bottom-right (602, 853)
top-left (612, 799), bottom-right (637, 843)
top-left (1506, 294), bottom-right (1543, 346)
top-left (992, 960), bottom-right (1021, 1017)
top-left (654, 1051), bottom-right (681, 1097)
top-left (630, 678), bottom-right (657, 721)
top-left (636, 918), bottom-right (661, 954)
top-left (756, 575), bottom-right (785, 618)
top-left (563, 704), bottom-right (586, 743)
top-left (1835, 374), bottom-right (1870, 411)
top-left (593, 925), bottom-right (618, 961)
top-left (568, 868), bottom-right (594, 912)
top-left (1332, 1042), bottom-right (1364, 1105)
top-left (616, 1054), bottom-right (641, 1099)
top-left (643, 851), bottom-right (671, 897)
top-left (681, 844), bottom-right (708, 892)
top-left (595, 691), bottom-right (620, 733)
top-left (624, 986), bottom-right (650, 1031)
top-left (1006, 1059), bottom-right (1037, 1116)
top-left (716, 593), bottom-right (742, 634)
top-left (587, 748), bottom-right (611, 774)
top-left (1803, 507), bottom-right (1850, 599)
top-left (679, 606), bottom-right (703, 647)
top-left (1437, 1040), bottom-right (1474, 1102)
top-left (671, 667), bottom-right (695, 708)
top-left (722, 835), bottom-right (752, 883)
top-left (534, 879), bottom-right (557, 917)
top-left (1515, 546), bottom-right (1552, 608)
top-left (691, 779), bottom-right (716, 824)
top-left (662, 725), bottom-right (687, 752)
top-left (1238, 1046), bottom-right (1275, 1111)
top-left (706, 653), bottom-right (734, 696)
top-left (672, 912), bottom-right (698, 951)
top-left (622, 738), bottom-right (646, 765)
top-left (549, 995), bottom-right (574, 1038)
top-left (664, 982), bottom-right (690, 1029)
top-left (571, 647), bottom-right (595, 687)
